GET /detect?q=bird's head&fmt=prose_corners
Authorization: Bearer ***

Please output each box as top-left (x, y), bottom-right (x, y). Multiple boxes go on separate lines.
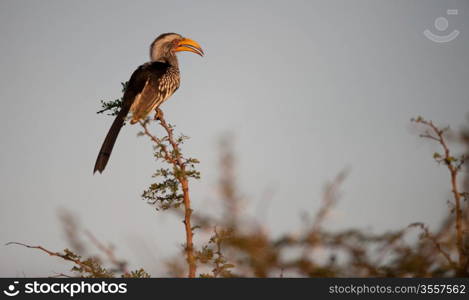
top-left (150, 33), bottom-right (204, 63)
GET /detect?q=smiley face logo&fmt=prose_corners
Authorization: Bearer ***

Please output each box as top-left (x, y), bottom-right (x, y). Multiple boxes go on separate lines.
top-left (3, 282), bottom-right (20, 297)
top-left (424, 9), bottom-right (460, 43)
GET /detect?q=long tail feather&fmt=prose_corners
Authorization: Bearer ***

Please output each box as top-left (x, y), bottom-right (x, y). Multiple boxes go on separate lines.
top-left (93, 108), bottom-right (129, 174)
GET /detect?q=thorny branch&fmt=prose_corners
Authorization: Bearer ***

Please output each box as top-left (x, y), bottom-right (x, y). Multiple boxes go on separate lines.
top-left (139, 110), bottom-right (197, 278)
top-left (412, 116), bottom-right (467, 272)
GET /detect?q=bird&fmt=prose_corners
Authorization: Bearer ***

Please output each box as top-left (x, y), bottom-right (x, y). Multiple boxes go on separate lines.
top-left (93, 33), bottom-right (204, 174)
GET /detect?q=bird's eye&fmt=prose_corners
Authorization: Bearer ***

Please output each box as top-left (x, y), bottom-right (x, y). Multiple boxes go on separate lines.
top-left (168, 40), bottom-right (176, 49)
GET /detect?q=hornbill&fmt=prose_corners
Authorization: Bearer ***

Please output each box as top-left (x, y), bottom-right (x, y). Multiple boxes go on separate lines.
top-left (93, 33), bottom-right (204, 174)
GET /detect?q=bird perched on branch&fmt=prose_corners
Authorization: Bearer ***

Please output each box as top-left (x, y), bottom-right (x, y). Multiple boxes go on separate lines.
top-left (94, 33), bottom-right (204, 174)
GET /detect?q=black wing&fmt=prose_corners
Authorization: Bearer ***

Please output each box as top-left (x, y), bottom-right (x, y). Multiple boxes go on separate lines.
top-left (93, 62), bottom-right (169, 174)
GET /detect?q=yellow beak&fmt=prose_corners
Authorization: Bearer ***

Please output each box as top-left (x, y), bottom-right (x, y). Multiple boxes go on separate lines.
top-left (175, 38), bottom-right (204, 57)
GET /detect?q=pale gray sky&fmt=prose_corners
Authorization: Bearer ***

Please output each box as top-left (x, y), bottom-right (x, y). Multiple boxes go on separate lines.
top-left (0, 0), bottom-right (468, 276)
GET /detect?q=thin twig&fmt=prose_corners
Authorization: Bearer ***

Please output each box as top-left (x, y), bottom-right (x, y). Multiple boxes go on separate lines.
top-left (409, 223), bottom-right (457, 268)
top-left (84, 230), bottom-right (130, 275)
top-left (5, 242), bottom-right (95, 274)
top-left (50, 272), bottom-right (73, 278)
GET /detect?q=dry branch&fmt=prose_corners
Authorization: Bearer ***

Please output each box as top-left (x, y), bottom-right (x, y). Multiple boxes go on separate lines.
top-left (139, 110), bottom-right (197, 278)
top-left (6, 242), bottom-right (95, 274)
top-left (413, 117), bottom-right (467, 272)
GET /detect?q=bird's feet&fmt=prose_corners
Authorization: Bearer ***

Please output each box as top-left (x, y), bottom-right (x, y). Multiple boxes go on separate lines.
top-left (154, 108), bottom-right (164, 121)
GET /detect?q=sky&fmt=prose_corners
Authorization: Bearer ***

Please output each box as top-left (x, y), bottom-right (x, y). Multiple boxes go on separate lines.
top-left (0, 0), bottom-right (468, 276)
